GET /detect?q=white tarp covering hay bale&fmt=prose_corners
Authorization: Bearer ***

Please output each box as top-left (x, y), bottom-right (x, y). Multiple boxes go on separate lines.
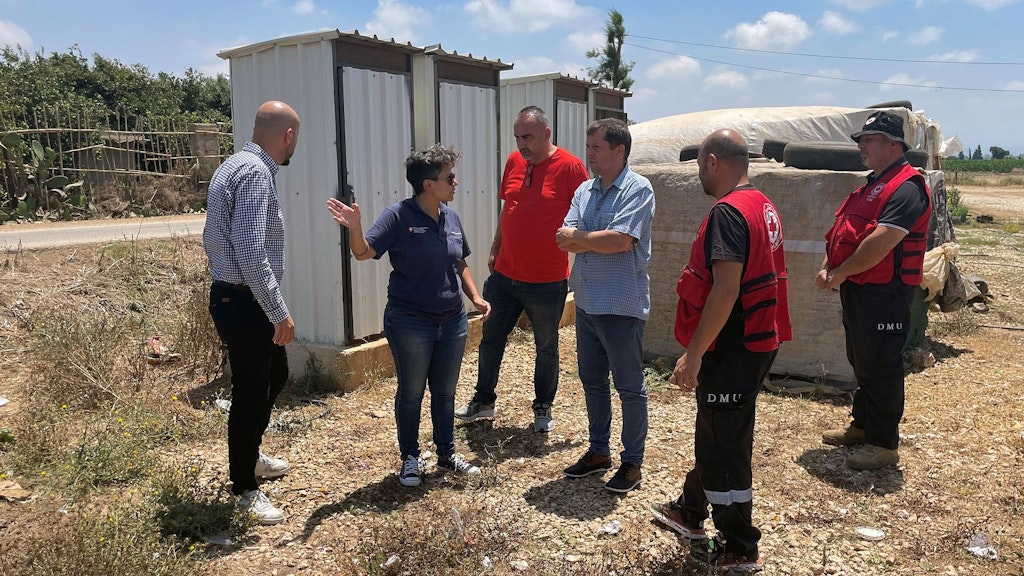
top-left (629, 106), bottom-right (943, 168)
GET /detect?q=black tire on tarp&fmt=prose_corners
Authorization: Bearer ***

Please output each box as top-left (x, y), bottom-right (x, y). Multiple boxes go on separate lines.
top-left (679, 144), bottom-right (700, 162)
top-left (783, 142), bottom-right (867, 171)
top-left (762, 138), bottom-right (788, 162)
top-left (867, 100), bottom-right (913, 110)
top-left (906, 149), bottom-right (929, 169)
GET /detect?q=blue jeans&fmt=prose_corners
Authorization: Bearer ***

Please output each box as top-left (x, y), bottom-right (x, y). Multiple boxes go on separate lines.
top-left (473, 271), bottom-right (568, 408)
top-left (383, 305), bottom-right (468, 460)
top-left (575, 308), bottom-right (648, 466)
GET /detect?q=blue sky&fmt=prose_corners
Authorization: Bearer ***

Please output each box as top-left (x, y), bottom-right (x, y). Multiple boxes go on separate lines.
top-left (2, 0), bottom-right (1023, 154)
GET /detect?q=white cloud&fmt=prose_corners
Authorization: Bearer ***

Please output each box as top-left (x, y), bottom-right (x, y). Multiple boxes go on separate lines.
top-left (880, 73), bottom-right (939, 90)
top-left (0, 20), bottom-right (32, 49)
top-left (929, 49), bottom-right (980, 62)
top-left (1005, 80), bottom-right (1024, 91)
top-left (805, 68), bottom-right (847, 83)
top-left (645, 56), bottom-right (701, 80)
top-left (829, 0), bottom-right (896, 10)
top-left (725, 12), bottom-right (812, 50)
top-left (818, 11), bottom-right (859, 35)
top-left (506, 55), bottom-right (588, 79)
top-left (364, 0), bottom-right (431, 43)
top-left (880, 29), bottom-right (900, 41)
top-left (966, 0), bottom-right (1018, 9)
top-left (566, 30), bottom-right (605, 53)
top-left (464, 0), bottom-right (593, 34)
top-left (906, 26), bottom-right (942, 45)
top-left (292, 0), bottom-right (315, 15)
top-left (705, 70), bottom-right (749, 90)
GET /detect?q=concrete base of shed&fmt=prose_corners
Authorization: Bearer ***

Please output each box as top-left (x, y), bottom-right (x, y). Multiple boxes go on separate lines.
top-left (285, 293), bottom-right (577, 392)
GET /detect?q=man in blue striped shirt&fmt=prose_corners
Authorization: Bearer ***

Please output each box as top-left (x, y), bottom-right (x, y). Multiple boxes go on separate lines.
top-left (203, 100), bottom-right (299, 525)
top-left (556, 118), bottom-right (655, 493)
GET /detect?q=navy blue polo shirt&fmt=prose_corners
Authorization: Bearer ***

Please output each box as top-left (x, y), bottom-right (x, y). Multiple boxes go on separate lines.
top-left (365, 198), bottom-right (471, 320)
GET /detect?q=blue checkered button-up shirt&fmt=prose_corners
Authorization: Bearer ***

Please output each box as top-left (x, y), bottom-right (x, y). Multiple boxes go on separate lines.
top-left (564, 164), bottom-right (655, 321)
top-left (203, 142), bottom-right (289, 323)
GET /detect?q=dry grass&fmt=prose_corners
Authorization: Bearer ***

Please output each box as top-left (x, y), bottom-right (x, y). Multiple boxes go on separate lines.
top-left (1, 225), bottom-right (1023, 575)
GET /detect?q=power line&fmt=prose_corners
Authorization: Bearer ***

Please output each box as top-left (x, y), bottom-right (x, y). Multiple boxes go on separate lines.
top-left (627, 34), bottom-right (1024, 66)
top-left (625, 41), bottom-right (1024, 93)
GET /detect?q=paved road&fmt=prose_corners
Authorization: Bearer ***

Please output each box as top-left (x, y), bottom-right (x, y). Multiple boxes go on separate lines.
top-left (0, 215), bottom-right (206, 250)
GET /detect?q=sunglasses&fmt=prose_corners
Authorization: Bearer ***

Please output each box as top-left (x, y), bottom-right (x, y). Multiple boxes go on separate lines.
top-left (433, 172), bottom-right (456, 185)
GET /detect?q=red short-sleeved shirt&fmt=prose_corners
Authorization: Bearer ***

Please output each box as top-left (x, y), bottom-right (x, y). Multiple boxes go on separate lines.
top-left (494, 148), bottom-right (589, 283)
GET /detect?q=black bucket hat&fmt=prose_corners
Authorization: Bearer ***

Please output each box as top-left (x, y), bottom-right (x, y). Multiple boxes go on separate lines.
top-left (851, 111), bottom-right (909, 151)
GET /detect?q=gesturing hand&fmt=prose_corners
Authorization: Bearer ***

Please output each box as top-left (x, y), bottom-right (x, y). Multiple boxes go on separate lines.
top-left (326, 197), bottom-right (362, 229)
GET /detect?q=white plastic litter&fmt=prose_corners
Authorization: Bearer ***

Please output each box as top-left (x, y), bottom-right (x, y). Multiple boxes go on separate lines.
top-left (0, 397), bottom-right (9, 407)
top-left (383, 554), bottom-right (400, 568)
top-left (214, 399), bottom-right (231, 413)
top-left (482, 556), bottom-right (493, 570)
top-left (968, 533), bottom-right (998, 559)
top-left (600, 520), bottom-right (622, 535)
top-left (201, 534), bottom-right (233, 546)
top-left (509, 560), bottom-right (529, 571)
top-left (855, 526), bottom-right (885, 541)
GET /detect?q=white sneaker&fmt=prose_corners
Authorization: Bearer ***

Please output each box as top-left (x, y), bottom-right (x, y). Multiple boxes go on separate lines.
top-left (255, 451), bottom-right (291, 479)
top-left (399, 455), bottom-right (424, 487)
top-left (238, 489), bottom-right (285, 525)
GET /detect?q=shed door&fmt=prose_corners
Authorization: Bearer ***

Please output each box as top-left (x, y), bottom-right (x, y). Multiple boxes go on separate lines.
top-left (556, 98), bottom-right (588, 167)
top-left (438, 82), bottom-right (500, 306)
top-left (341, 66), bottom-right (413, 340)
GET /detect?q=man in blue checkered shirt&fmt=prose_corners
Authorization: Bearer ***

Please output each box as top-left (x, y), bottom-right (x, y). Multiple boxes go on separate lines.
top-left (556, 118), bottom-right (655, 494)
top-left (203, 100), bottom-right (299, 525)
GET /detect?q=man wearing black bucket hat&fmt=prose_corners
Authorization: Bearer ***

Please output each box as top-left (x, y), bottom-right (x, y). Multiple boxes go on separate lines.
top-left (816, 110), bottom-right (931, 470)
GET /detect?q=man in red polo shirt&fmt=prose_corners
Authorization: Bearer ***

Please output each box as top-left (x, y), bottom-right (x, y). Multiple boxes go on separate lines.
top-left (456, 106), bottom-right (588, 432)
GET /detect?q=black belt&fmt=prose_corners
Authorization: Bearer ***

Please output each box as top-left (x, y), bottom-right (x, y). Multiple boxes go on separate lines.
top-left (213, 280), bottom-right (251, 292)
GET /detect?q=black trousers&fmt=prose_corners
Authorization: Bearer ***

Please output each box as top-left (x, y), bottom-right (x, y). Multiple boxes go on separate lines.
top-left (209, 282), bottom-right (288, 494)
top-left (679, 341), bottom-right (777, 555)
top-left (840, 281), bottom-right (913, 450)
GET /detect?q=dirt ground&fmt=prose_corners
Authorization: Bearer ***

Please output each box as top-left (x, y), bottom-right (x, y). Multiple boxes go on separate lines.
top-left (1, 179), bottom-right (1023, 576)
top-left (949, 172), bottom-right (1024, 222)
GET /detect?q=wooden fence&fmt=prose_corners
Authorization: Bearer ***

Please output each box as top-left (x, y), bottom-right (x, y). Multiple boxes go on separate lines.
top-left (0, 105), bottom-right (233, 193)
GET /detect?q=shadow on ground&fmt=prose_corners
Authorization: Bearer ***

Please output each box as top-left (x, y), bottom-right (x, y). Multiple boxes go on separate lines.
top-left (796, 447), bottom-right (905, 495)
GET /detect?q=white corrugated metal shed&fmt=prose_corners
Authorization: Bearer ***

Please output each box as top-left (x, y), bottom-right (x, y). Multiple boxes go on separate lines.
top-left (219, 30), bottom-right (512, 348)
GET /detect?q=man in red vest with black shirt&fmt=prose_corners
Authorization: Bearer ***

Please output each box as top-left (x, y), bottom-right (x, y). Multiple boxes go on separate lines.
top-left (653, 129), bottom-right (790, 573)
top-left (817, 110), bottom-right (931, 470)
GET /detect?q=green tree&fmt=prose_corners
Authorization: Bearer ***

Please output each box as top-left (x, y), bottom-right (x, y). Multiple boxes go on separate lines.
top-left (972, 145), bottom-right (983, 160)
top-left (958, 150), bottom-right (965, 160)
top-left (989, 146), bottom-right (1010, 160)
top-left (585, 8), bottom-right (635, 91)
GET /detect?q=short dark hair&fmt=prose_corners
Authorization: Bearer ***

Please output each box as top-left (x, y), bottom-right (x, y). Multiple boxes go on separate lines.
top-left (405, 144), bottom-right (462, 195)
top-left (700, 132), bottom-right (749, 171)
top-left (517, 105), bottom-right (549, 127)
top-left (586, 118), bottom-right (631, 160)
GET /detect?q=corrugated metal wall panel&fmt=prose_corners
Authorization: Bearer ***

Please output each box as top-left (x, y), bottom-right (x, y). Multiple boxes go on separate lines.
top-left (555, 98), bottom-right (588, 166)
top-left (226, 40), bottom-right (344, 345)
top-left (499, 80), bottom-right (554, 162)
top-left (439, 82), bottom-right (500, 305)
top-left (342, 66), bottom-right (414, 340)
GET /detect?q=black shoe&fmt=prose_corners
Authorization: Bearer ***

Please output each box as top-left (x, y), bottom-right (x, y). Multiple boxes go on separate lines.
top-left (604, 462), bottom-right (641, 493)
top-left (562, 451), bottom-right (613, 477)
top-left (694, 537), bottom-right (764, 573)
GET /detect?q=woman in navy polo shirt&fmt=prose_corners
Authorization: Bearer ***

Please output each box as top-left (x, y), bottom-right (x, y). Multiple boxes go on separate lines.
top-left (327, 144), bottom-right (491, 487)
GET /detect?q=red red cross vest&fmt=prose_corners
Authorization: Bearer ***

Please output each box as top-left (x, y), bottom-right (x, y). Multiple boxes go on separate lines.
top-left (674, 186), bottom-right (793, 353)
top-left (825, 162), bottom-right (931, 285)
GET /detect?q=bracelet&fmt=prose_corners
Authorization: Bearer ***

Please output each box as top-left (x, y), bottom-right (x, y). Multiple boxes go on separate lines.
top-left (353, 240), bottom-right (370, 257)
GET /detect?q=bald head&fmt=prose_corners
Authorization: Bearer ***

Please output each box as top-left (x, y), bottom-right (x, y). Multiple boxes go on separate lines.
top-left (697, 128), bottom-right (751, 198)
top-left (252, 101), bottom-right (300, 166)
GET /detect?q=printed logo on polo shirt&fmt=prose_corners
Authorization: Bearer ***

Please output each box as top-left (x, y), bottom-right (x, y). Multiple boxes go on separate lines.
top-left (866, 183), bottom-right (885, 202)
top-left (763, 203), bottom-right (783, 251)
top-left (408, 227), bottom-right (428, 234)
